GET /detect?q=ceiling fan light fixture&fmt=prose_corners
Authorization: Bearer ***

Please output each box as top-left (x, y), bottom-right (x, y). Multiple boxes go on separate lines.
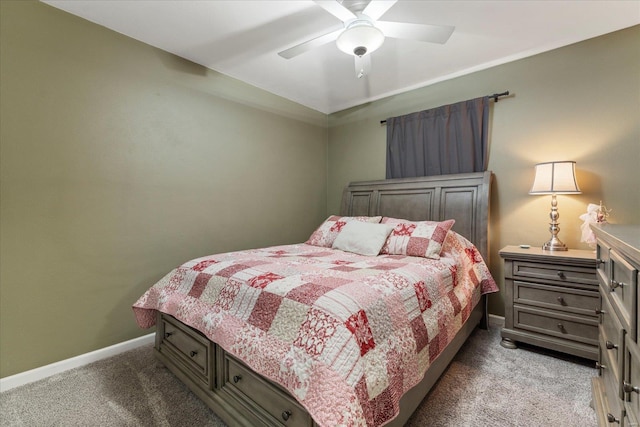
top-left (336, 21), bottom-right (384, 57)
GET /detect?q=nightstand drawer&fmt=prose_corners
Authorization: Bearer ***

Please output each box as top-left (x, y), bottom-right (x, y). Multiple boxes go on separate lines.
top-left (511, 260), bottom-right (597, 286)
top-left (513, 305), bottom-right (598, 346)
top-left (513, 281), bottom-right (599, 317)
top-left (222, 353), bottom-right (312, 427)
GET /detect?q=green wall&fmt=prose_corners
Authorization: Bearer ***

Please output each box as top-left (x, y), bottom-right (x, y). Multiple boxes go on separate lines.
top-left (327, 25), bottom-right (640, 316)
top-left (0, 1), bottom-right (328, 377)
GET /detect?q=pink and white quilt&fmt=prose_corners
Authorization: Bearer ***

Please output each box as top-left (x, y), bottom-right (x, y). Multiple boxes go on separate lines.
top-left (133, 232), bottom-right (498, 427)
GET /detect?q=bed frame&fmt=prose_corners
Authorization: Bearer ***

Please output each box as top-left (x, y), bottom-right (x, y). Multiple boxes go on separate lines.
top-left (154, 171), bottom-right (493, 427)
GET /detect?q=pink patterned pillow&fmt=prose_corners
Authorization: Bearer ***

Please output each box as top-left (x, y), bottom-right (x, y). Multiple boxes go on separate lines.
top-left (306, 215), bottom-right (382, 247)
top-left (380, 218), bottom-right (456, 259)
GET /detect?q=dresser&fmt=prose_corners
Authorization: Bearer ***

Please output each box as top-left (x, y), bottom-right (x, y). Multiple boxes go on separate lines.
top-left (500, 245), bottom-right (599, 360)
top-left (591, 224), bottom-right (640, 426)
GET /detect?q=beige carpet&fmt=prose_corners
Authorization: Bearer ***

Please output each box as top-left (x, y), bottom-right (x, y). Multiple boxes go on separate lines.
top-left (0, 319), bottom-right (597, 426)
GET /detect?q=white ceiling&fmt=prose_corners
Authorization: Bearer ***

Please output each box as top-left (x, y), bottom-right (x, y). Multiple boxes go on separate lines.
top-left (43, 0), bottom-right (640, 114)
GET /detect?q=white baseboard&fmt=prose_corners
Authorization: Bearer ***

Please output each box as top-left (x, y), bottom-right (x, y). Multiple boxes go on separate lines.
top-left (0, 333), bottom-right (155, 393)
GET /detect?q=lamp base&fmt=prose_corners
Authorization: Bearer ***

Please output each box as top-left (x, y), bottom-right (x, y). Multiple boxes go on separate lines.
top-left (542, 237), bottom-right (568, 251)
top-left (541, 193), bottom-right (569, 251)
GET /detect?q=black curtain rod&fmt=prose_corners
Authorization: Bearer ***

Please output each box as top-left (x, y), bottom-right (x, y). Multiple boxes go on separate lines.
top-left (380, 91), bottom-right (510, 125)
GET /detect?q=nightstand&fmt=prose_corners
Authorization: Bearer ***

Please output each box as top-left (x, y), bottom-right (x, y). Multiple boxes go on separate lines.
top-left (500, 245), bottom-right (599, 360)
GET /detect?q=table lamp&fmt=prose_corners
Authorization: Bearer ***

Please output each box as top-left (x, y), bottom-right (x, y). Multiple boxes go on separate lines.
top-left (529, 161), bottom-right (581, 251)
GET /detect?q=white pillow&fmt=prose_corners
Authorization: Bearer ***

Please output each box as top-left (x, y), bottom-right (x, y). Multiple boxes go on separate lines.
top-left (332, 221), bottom-right (394, 256)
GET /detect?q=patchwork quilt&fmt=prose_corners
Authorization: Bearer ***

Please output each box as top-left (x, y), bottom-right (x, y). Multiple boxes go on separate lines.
top-left (133, 232), bottom-right (498, 427)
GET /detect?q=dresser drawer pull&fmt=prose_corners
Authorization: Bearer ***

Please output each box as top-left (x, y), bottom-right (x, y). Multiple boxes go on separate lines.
top-left (164, 331), bottom-right (173, 338)
top-left (595, 308), bottom-right (606, 315)
top-left (282, 410), bottom-right (292, 421)
top-left (596, 258), bottom-right (605, 265)
top-left (189, 350), bottom-right (198, 357)
top-left (610, 280), bottom-right (625, 290)
top-left (232, 375), bottom-right (242, 384)
top-left (556, 296), bottom-right (566, 306)
top-left (556, 271), bottom-right (566, 279)
top-left (607, 413), bottom-right (620, 424)
top-left (605, 341), bottom-right (618, 350)
top-left (624, 381), bottom-right (640, 394)
top-left (596, 362), bottom-right (607, 371)
top-left (556, 323), bottom-right (566, 332)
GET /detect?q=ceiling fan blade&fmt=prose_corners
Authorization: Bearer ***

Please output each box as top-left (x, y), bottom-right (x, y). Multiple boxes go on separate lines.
top-left (376, 21), bottom-right (455, 44)
top-left (362, 0), bottom-right (397, 21)
top-left (313, 0), bottom-right (356, 22)
top-left (278, 28), bottom-right (343, 59)
top-left (354, 54), bottom-right (371, 79)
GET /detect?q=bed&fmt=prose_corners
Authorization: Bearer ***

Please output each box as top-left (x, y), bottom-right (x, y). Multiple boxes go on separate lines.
top-left (133, 171), bottom-right (497, 427)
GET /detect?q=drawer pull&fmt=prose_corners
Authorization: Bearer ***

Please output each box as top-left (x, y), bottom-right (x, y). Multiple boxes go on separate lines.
top-left (556, 271), bottom-right (566, 279)
top-left (164, 331), bottom-right (173, 338)
top-left (607, 413), bottom-right (620, 424)
top-left (282, 410), bottom-right (292, 421)
top-left (232, 375), bottom-right (242, 384)
top-left (189, 350), bottom-right (198, 357)
top-left (610, 280), bottom-right (624, 290)
top-left (596, 362), bottom-right (607, 371)
top-left (623, 381), bottom-right (640, 394)
top-left (605, 341), bottom-right (618, 350)
top-left (595, 308), bottom-right (606, 315)
top-left (596, 258), bottom-right (605, 265)
top-left (556, 296), bottom-right (566, 306)
top-left (556, 323), bottom-right (565, 332)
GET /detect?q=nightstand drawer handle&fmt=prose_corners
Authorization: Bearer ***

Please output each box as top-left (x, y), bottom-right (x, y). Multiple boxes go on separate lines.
top-left (596, 362), bottom-right (607, 371)
top-left (556, 271), bottom-right (566, 279)
top-left (605, 341), bottom-right (618, 350)
top-left (624, 381), bottom-right (640, 394)
top-left (595, 308), bottom-right (606, 315)
top-left (189, 350), bottom-right (198, 357)
top-left (556, 323), bottom-right (566, 332)
top-left (233, 375), bottom-right (242, 384)
top-left (164, 331), bottom-right (173, 338)
top-left (596, 258), bottom-right (605, 265)
top-left (282, 410), bottom-right (292, 421)
top-left (607, 413), bottom-right (620, 424)
top-left (556, 296), bottom-right (566, 305)
top-left (610, 280), bottom-right (625, 290)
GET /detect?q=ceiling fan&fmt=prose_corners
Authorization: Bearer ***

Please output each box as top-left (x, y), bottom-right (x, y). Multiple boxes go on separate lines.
top-left (278, 0), bottom-right (455, 78)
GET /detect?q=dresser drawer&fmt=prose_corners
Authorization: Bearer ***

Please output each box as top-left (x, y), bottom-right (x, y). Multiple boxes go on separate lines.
top-left (601, 294), bottom-right (625, 382)
top-left (158, 314), bottom-right (211, 385)
top-left (513, 306), bottom-right (598, 346)
top-left (513, 281), bottom-right (599, 317)
top-left (601, 342), bottom-right (625, 423)
top-left (625, 337), bottom-right (640, 425)
top-left (596, 241), bottom-right (611, 282)
top-left (511, 260), bottom-right (598, 286)
top-left (605, 250), bottom-right (638, 339)
top-left (222, 353), bottom-right (312, 427)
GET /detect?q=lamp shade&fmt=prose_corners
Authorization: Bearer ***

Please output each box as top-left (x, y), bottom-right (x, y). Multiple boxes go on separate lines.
top-left (336, 21), bottom-right (385, 56)
top-left (529, 161), bottom-right (581, 195)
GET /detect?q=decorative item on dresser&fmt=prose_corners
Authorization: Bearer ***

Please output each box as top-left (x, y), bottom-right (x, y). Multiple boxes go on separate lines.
top-left (590, 224), bottom-right (640, 426)
top-left (500, 245), bottom-right (599, 360)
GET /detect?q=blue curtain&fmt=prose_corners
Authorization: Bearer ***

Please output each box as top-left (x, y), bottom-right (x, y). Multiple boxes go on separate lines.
top-left (386, 96), bottom-right (490, 178)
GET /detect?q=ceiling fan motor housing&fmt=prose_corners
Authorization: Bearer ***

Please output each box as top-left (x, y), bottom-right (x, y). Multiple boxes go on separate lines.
top-left (336, 18), bottom-right (385, 56)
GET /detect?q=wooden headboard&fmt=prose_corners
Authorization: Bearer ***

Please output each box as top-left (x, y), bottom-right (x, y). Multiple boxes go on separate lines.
top-left (339, 171), bottom-right (493, 261)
